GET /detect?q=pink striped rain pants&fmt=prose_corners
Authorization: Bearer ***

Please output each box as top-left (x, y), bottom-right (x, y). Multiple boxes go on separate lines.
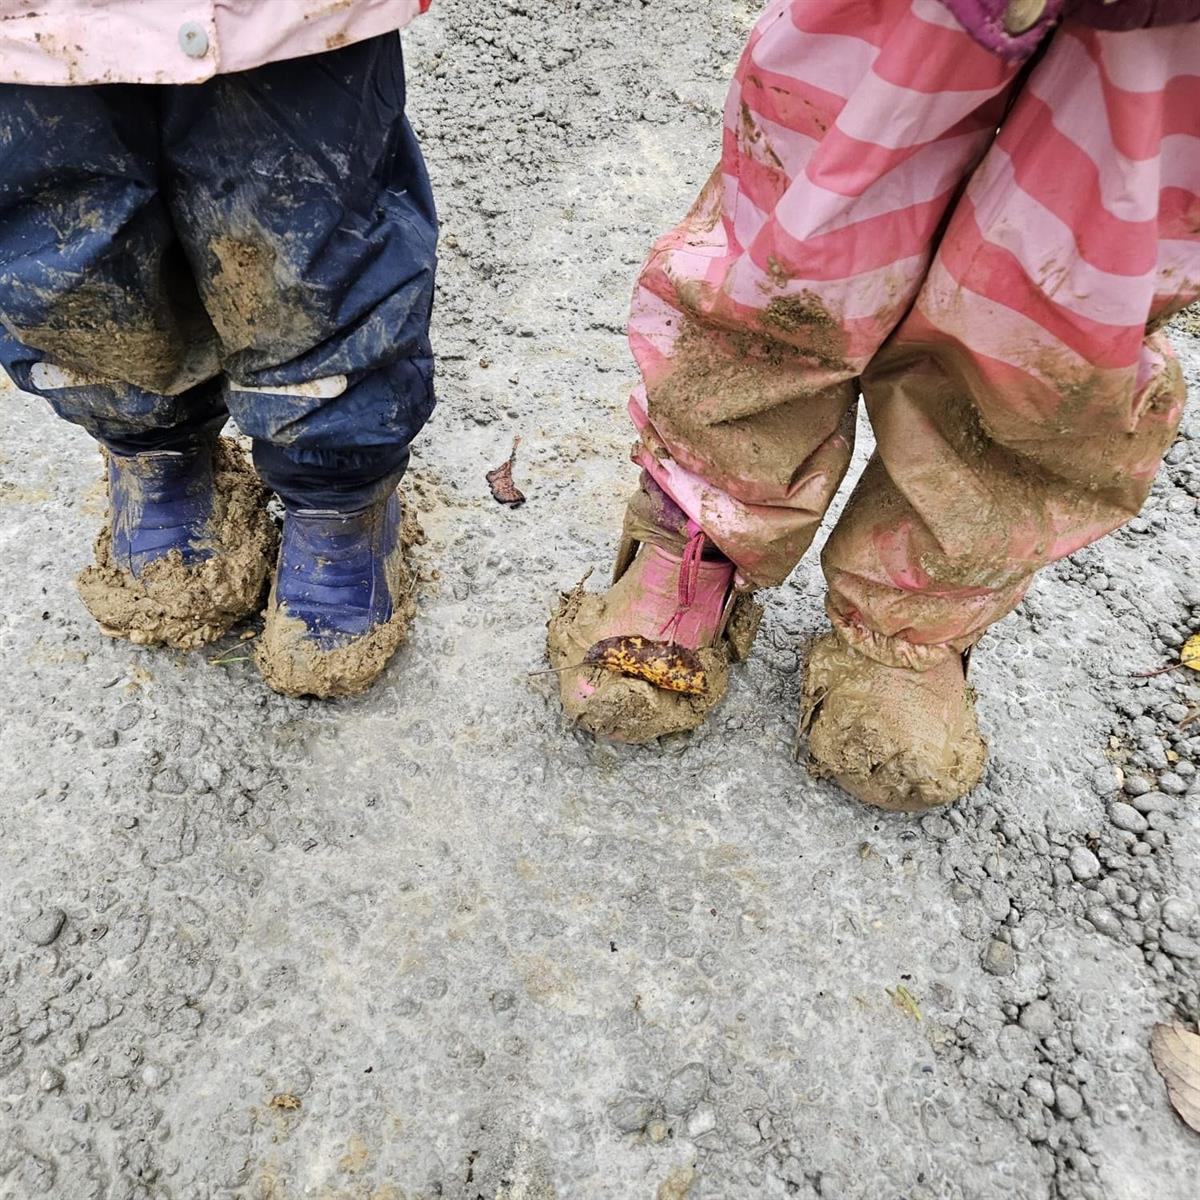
top-left (629, 0), bottom-right (1200, 670)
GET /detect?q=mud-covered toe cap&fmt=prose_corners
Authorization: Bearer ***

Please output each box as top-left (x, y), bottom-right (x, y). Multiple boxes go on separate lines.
top-left (254, 593), bottom-right (416, 699)
top-left (546, 585), bottom-right (730, 745)
top-left (800, 633), bottom-right (986, 812)
top-left (77, 438), bottom-right (275, 650)
top-left (254, 497), bottom-right (420, 700)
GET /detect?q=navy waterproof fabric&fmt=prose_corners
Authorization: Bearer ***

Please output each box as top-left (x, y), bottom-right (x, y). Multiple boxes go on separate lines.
top-left (0, 34), bottom-right (437, 510)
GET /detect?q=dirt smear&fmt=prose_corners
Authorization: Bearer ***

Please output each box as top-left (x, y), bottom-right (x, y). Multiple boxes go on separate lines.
top-left (254, 502), bottom-right (422, 699)
top-left (76, 438), bottom-right (276, 651)
top-left (799, 632), bottom-right (987, 813)
top-left (207, 229), bottom-right (319, 361)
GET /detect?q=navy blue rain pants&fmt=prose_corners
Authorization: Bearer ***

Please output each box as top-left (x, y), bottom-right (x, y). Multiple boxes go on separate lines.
top-left (0, 34), bottom-right (437, 511)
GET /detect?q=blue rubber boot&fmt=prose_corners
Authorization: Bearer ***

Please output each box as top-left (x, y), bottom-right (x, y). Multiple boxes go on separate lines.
top-left (77, 437), bottom-right (276, 650)
top-left (107, 446), bottom-right (217, 577)
top-left (256, 491), bottom-right (417, 697)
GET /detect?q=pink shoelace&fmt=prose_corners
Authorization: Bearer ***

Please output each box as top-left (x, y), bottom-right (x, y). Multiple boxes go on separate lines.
top-left (659, 518), bottom-right (707, 643)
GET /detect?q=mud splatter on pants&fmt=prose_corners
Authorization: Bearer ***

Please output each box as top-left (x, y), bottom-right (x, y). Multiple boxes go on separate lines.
top-left (0, 34), bottom-right (436, 511)
top-left (630, 0), bottom-right (1200, 670)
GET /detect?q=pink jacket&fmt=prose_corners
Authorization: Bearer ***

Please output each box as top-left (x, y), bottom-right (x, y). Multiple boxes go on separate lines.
top-left (0, 0), bottom-right (430, 85)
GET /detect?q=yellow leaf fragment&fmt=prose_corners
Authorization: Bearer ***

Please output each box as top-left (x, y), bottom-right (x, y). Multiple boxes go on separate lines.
top-left (1182, 634), bottom-right (1200, 672)
top-left (583, 636), bottom-right (707, 695)
top-left (1150, 1023), bottom-right (1200, 1134)
top-left (268, 1093), bottom-right (301, 1111)
top-left (887, 984), bottom-right (922, 1022)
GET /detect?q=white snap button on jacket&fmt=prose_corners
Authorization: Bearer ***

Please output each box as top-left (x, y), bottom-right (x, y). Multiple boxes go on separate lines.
top-left (178, 22), bottom-right (210, 59)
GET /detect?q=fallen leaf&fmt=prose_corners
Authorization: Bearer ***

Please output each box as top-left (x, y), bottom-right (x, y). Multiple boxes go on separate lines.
top-left (583, 636), bottom-right (707, 695)
top-left (1151, 1023), bottom-right (1200, 1133)
top-left (269, 1093), bottom-right (301, 1111)
top-left (887, 984), bottom-right (922, 1022)
top-left (1183, 634), bottom-right (1200, 672)
top-left (486, 436), bottom-right (526, 506)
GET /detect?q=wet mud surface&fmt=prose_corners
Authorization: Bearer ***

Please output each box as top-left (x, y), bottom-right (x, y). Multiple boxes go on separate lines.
top-left (1, 3), bottom-right (1199, 1197)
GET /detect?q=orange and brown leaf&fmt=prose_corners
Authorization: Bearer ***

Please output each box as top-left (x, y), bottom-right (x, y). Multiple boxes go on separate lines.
top-left (486, 436), bottom-right (526, 506)
top-left (583, 636), bottom-right (708, 696)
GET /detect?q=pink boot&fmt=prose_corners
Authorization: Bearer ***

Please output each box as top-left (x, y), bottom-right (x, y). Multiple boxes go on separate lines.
top-left (548, 476), bottom-right (760, 742)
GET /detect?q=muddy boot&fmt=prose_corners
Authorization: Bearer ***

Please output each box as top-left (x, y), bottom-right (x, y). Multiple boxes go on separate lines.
top-left (799, 632), bottom-right (986, 812)
top-left (255, 490), bottom-right (418, 698)
top-left (76, 437), bottom-right (276, 650)
top-left (547, 478), bottom-right (760, 743)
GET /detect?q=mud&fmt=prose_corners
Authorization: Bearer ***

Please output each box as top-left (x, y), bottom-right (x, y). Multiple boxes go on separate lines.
top-left (254, 502), bottom-right (421, 698)
top-left (1, 2), bottom-right (1199, 1197)
top-left (75, 437), bottom-right (275, 650)
top-left (800, 631), bottom-right (988, 812)
top-left (206, 228), bottom-right (319, 363)
top-left (547, 580), bottom-right (730, 743)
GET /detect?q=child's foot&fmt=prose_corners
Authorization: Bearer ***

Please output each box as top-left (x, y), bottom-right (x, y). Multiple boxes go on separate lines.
top-left (76, 438), bottom-right (275, 649)
top-left (799, 633), bottom-right (986, 811)
top-left (548, 489), bottom-right (759, 743)
top-left (254, 491), bottom-right (418, 698)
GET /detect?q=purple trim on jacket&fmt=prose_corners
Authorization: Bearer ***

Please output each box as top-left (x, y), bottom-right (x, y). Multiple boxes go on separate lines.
top-left (941, 0), bottom-right (1200, 60)
top-left (940, 0), bottom-right (1063, 60)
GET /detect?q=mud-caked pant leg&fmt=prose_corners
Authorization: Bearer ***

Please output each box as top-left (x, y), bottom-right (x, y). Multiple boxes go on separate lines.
top-left (627, 0), bottom-right (1023, 588)
top-left (0, 83), bottom-right (226, 452)
top-left (161, 34), bottom-right (438, 513)
top-left (821, 23), bottom-right (1200, 670)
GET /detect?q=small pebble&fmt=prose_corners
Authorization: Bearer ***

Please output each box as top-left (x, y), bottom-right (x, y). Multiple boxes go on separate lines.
top-left (39, 1067), bottom-right (64, 1092)
top-left (1068, 847), bottom-right (1101, 881)
top-left (1131, 792), bottom-right (1175, 814)
top-left (1055, 1083), bottom-right (1084, 1120)
top-left (1123, 774), bottom-right (1153, 797)
top-left (1108, 802), bottom-right (1149, 834)
top-left (1159, 930), bottom-right (1200, 960)
top-left (983, 939), bottom-right (1016, 976)
top-left (1162, 899), bottom-right (1197, 932)
top-left (22, 908), bottom-right (66, 947)
top-left (1086, 907), bottom-right (1123, 939)
top-left (1019, 1000), bottom-right (1056, 1037)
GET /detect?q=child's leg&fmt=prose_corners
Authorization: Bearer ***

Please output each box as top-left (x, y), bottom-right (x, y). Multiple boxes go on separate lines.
top-left (0, 83), bottom-right (274, 648)
top-left (628, 0), bottom-right (1022, 586)
top-left (0, 83), bottom-right (226, 453)
top-left (552, 0), bottom-right (1024, 741)
top-left (806, 22), bottom-right (1200, 808)
top-left (160, 35), bottom-right (437, 695)
top-left (162, 34), bottom-right (437, 517)
top-left (824, 24), bottom-right (1200, 661)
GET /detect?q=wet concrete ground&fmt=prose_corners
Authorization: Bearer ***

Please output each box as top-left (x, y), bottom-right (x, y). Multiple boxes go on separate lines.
top-left (2, 3), bottom-right (1199, 1197)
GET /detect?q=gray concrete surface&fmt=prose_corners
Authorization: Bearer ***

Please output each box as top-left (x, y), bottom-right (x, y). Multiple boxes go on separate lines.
top-left (2, 2), bottom-right (1199, 1197)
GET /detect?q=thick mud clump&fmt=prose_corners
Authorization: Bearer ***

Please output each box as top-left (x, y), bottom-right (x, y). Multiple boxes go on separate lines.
top-left (254, 503), bottom-right (421, 699)
top-left (547, 578), bottom-right (761, 743)
top-left (76, 438), bottom-right (276, 650)
top-left (799, 632), bottom-right (987, 812)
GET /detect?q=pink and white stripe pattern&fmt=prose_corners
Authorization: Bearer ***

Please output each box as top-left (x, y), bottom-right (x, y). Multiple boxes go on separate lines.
top-left (628, 0), bottom-right (1200, 665)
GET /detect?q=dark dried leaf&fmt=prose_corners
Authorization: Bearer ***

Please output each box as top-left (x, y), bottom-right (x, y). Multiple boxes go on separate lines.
top-left (583, 635), bottom-right (707, 695)
top-left (486, 436), bottom-right (526, 506)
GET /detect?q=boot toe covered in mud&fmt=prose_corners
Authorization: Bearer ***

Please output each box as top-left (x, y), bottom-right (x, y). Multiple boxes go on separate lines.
top-left (255, 491), bottom-right (418, 698)
top-left (76, 437), bottom-right (275, 650)
top-left (800, 633), bottom-right (986, 812)
top-left (547, 482), bottom-right (760, 743)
